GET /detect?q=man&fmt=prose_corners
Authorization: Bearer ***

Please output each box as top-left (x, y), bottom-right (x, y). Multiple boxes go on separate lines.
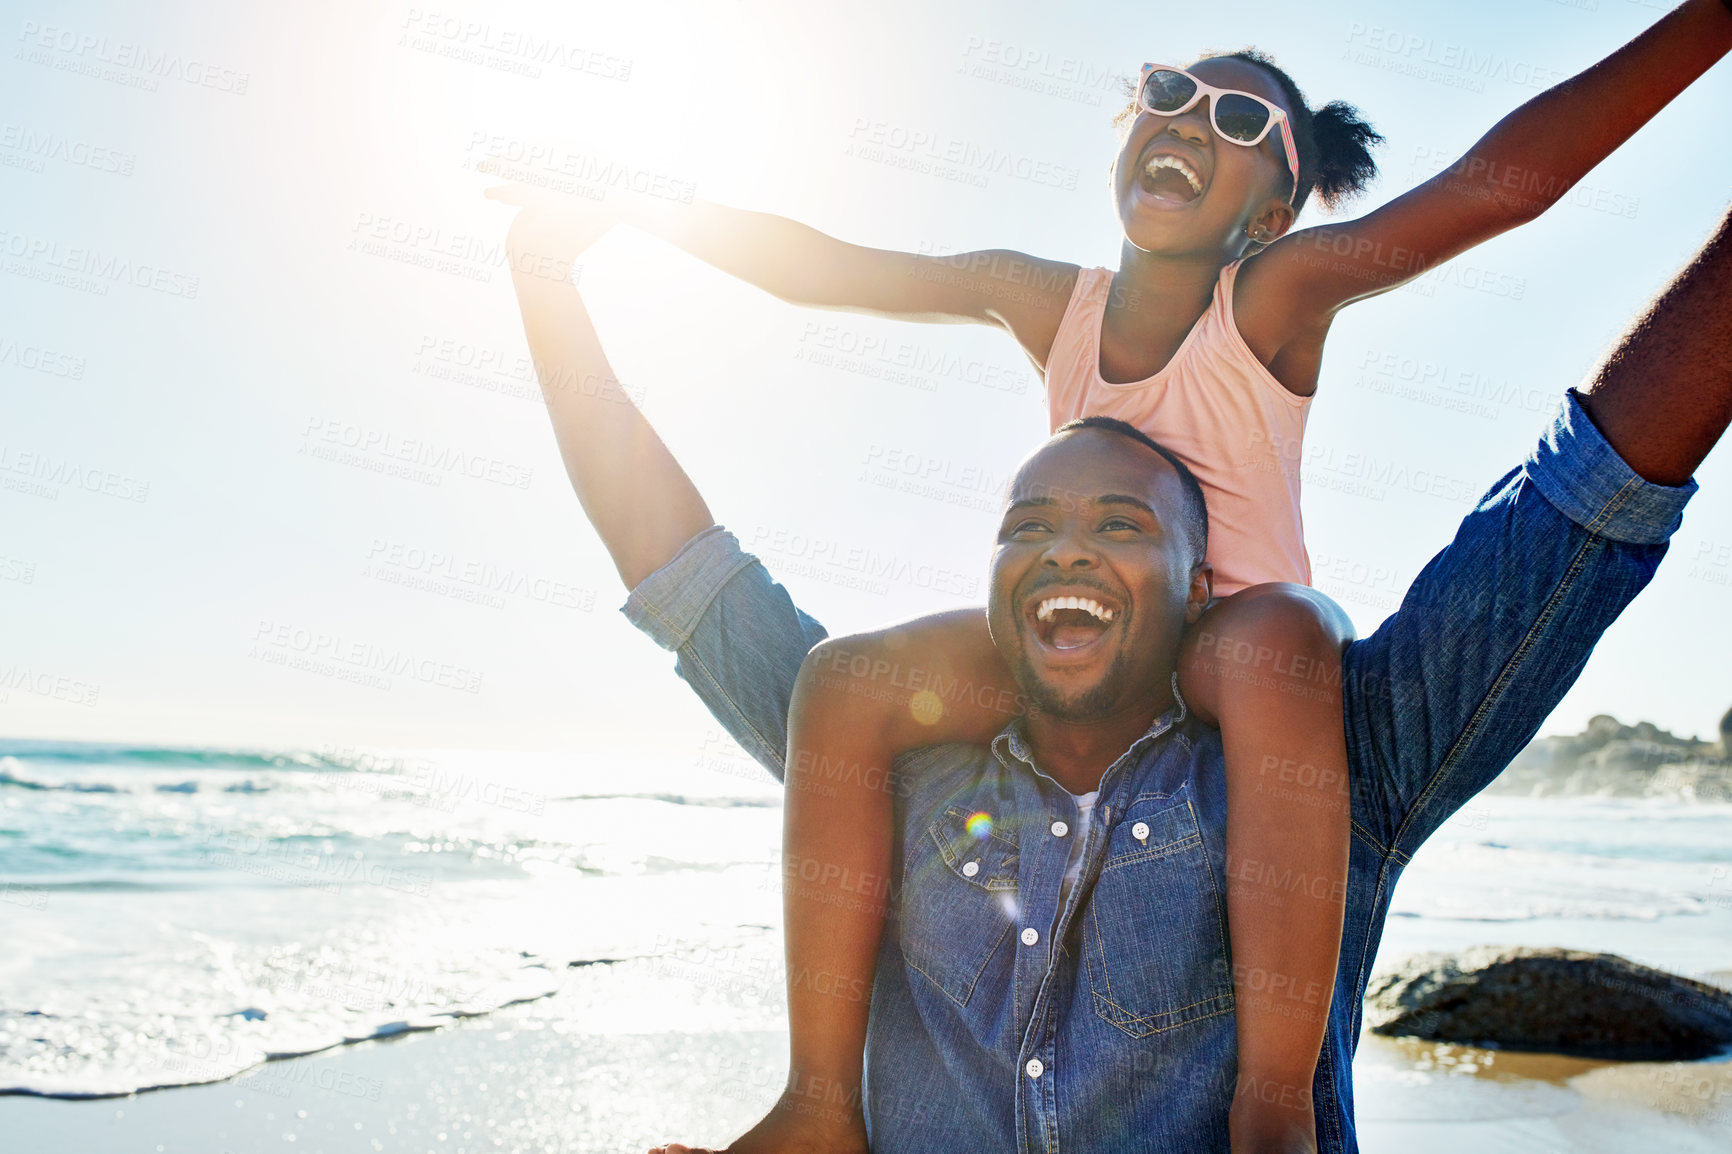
top-left (484, 181), bottom-right (1729, 1152)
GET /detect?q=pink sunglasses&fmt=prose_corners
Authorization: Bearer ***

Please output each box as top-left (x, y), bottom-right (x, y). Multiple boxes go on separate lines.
top-left (1138, 64), bottom-right (1301, 204)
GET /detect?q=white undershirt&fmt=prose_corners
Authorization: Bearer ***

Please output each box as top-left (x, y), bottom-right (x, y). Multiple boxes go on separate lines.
top-left (1058, 789), bottom-right (1100, 909)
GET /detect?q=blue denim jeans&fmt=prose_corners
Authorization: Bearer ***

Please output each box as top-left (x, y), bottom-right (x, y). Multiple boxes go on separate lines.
top-left (623, 391), bottom-right (1695, 1152)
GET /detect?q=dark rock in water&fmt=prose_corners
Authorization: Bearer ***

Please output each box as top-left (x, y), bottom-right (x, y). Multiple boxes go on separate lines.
top-left (1365, 947), bottom-right (1732, 1061)
top-left (1721, 704), bottom-right (1732, 761)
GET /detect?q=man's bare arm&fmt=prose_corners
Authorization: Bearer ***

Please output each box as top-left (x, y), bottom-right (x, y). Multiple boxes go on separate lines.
top-left (489, 183), bottom-right (714, 590)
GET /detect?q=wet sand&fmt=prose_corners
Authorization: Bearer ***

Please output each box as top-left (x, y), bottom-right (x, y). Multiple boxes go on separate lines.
top-left (1355, 1034), bottom-right (1732, 1152)
top-left (0, 960), bottom-right (787, 1154)
top-left (4, 957), bottom-right (1728, 1153)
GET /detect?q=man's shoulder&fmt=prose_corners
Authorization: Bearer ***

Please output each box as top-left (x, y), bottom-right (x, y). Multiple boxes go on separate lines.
top-left (893, 742), bottom-right (998, 791)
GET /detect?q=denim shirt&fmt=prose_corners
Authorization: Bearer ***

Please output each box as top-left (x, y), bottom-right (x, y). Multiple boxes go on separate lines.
top-left (622, 392), bottom-right (1696, 1154)
top-left (865, 702), bottom-right (1251, 1151)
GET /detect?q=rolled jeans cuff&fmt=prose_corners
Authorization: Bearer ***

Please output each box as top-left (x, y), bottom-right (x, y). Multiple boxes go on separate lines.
top-left (620, 525), bottom-right (755, 650)
top-left (1524, 389), bottom-right (1697, 546)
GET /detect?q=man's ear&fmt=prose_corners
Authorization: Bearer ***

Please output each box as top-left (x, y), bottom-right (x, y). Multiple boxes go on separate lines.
top-left (1184, 562), bottom-right (1214, 624)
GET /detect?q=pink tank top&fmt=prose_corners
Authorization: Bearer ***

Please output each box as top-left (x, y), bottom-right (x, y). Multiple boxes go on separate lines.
top-left (1045, 263), bottom-right (1310, 595)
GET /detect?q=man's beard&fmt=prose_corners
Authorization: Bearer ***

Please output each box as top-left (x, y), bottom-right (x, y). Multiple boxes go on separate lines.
top-left (1011, 644), bottom-right (1134, 723)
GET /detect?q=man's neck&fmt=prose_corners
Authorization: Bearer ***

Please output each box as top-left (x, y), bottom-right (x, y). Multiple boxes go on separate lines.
top-left (1022, 694), bottom-right (1173, 795)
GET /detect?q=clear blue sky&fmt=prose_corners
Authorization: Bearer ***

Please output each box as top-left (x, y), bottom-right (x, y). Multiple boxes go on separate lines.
top-left (3, 0), bottom-right (1729, 759)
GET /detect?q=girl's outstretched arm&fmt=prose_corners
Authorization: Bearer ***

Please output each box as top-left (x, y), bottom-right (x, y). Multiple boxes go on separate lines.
top-left (1243, 0), bottom-right (1732, 340)
top-left (624, 198), bottom-right (1077, 363)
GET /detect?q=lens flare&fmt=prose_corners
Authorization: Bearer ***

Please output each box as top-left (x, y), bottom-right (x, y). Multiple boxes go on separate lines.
top-left (965, 812), bottom-right (993, 838)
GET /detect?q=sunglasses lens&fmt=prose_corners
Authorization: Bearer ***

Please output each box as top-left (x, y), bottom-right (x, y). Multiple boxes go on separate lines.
top-left (1213, 93), bottom-right (1271, 142)
top-left (1142, 70), bottom-right (1197, 113)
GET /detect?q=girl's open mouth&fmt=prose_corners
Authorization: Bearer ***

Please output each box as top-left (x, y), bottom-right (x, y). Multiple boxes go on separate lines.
top-left (1138, 152), bottom-right (1203, 205)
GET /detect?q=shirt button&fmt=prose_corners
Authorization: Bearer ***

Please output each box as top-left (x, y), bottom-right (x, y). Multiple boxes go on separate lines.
top-left (1050, 820), bottom-right (1069, 837)
top-left (1131, 821), bottom-right (1151, 841)
top-left (1020, 927), bottom-right (1040, 947)
top-left (962, 861), bottom-right (980, 878)
top-left (1025, 1058), bottom-right (1044, 1079)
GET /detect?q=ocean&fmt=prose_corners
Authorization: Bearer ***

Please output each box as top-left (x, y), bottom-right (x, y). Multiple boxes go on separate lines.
top-left (2, 737), bottom-right (1729, 1136)
top-left (0, 739), bottom-right (787, 1099)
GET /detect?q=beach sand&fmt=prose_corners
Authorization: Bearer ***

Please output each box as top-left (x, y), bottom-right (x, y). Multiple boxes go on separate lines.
top-left (5, 956), bottom-right (1729, 1154)
top-left (1354, 1034), bottom-right (1732, 1153)
top-left (0, 958), bottom-right (787, 1154)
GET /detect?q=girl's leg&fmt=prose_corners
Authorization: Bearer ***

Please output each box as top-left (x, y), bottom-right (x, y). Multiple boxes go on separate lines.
top-left (652, 610), bottom-right (1015, 1154)
top-left (1179, 584), bottom-right (1354, 1154)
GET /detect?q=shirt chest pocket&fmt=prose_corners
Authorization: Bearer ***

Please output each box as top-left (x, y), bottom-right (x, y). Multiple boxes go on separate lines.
top-left (1083, 789), bottom-right (1233, 1036)
top-left (897, 805), bottom-right (1019, 1008)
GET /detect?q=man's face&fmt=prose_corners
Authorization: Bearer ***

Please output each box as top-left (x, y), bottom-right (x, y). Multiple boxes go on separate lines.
top-left (987, 429), bottom-right (1210, 722)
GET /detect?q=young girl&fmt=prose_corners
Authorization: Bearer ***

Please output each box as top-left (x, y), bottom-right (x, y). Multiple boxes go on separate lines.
top-left (560, 4), bottom-right (1732, 1151)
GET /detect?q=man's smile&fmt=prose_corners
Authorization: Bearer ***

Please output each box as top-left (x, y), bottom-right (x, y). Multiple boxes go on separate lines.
top-left (1024, 583), bottom-right (1125, 660)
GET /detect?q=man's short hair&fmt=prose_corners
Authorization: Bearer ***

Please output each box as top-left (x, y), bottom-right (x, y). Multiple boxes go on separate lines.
top-left (1053, 416), bottom-right (1210, 564)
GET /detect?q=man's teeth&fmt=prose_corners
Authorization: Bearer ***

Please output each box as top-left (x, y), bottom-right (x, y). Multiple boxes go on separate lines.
top-left (1143, 154), bottom-right (1202, 195)
top-left (1034, 596), bottom-right (1115, 623)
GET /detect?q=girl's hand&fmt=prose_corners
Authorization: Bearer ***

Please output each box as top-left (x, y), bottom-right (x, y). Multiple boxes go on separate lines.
top-left (481, 167), bottom-right (617, 271)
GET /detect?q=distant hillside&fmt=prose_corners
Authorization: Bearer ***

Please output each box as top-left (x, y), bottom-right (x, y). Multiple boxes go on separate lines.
top-left (1488, 713), bottom-right (1732, 800)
